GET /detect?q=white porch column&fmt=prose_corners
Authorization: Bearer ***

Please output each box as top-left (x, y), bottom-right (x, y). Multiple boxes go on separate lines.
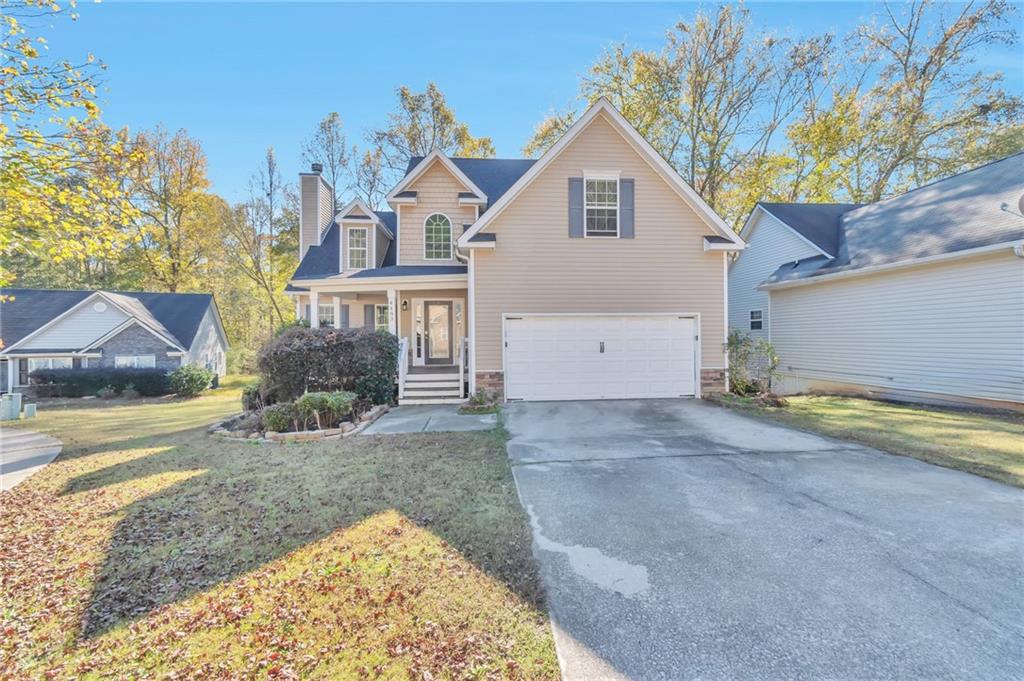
top-left (7, 358), bottom-right (14, 393)
top-left (332, 296), bottom-right (342, 329)
top-left (309, 290), bottom-right (320, 329)
top-left (387, 289), bottom-right (398, 335)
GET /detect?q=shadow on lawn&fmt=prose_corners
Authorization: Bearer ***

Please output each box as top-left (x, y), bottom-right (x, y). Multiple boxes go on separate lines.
top-left (62, 429), bottom-right (545, 639)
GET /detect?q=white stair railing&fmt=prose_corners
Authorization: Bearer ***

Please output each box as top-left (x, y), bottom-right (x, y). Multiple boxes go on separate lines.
top-left (458, 337), bottom-right (468, 398)
top-left (397, 336), bottom-right (409, 400)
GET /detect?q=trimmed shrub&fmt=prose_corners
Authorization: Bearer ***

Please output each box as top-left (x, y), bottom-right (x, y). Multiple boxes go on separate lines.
top-left (97, 385), bottom-right (118, 399)
top-left (294, 391), bottom-right (356, 430)
top-left (260, 401), bottom-right (298, 433)
top-left (169, 365), bottom-right (215, 398)
top-left (257, 327), bottom-right (400, 404)
top-left (29, 368), bottom-right (171, 397)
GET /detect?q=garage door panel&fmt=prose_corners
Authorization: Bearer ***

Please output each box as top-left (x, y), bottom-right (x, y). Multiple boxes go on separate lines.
top-left (504, 314), bottom-right (697, 401)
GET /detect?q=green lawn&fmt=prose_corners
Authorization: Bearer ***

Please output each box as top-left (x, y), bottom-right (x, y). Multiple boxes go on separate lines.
top-left (715, 394), bottom-right (1024, 487)
top-left (1, 378), bottom-right (557, 679)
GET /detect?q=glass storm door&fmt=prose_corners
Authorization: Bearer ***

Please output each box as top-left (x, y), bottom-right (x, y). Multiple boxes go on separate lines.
top-left (425, 301), bottom-right (453, 364)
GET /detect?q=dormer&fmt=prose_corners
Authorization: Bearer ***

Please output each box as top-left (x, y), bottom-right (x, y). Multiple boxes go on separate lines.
top-left (337, 198), bottom-right (394, 273)
top-left (386, 150), bottom-right (487, 266)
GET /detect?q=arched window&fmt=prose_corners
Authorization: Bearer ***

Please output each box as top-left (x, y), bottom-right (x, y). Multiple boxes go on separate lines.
top-left (424, 213), bottom-right (452, 260)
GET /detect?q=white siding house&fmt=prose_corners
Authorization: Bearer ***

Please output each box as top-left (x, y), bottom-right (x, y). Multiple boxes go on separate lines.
top-left (731, 153), bottom-right (1024, 411)
top-left (728, 209), bottom-right (825, 341)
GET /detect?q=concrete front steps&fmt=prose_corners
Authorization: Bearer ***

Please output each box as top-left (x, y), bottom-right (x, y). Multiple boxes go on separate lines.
top-left (400, 368), bottom-right (466, 405)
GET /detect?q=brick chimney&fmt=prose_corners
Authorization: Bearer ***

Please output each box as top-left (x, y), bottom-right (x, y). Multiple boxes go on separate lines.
top-left (299, 163), bottom-right (334, 259)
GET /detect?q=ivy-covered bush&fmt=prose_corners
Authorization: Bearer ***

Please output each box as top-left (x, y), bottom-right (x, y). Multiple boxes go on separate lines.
top-left (257, 327), bottom-right (399, 404)
top-left (294, 391), bottom-right (356, 430)
top-left (241, 377), bottom-right (280, 413)
top-left (260, 402), bottom-right (298, 433)
top-left (29, 368), bottom-right (171, 397)
top-left (169, 365), bottom-right (215, 398)
top-left (726, 329), bottom-right (780, 395)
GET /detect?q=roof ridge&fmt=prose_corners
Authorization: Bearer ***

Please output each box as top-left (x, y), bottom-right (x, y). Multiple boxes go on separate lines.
top-left (1, 287), bottom-right (210, 296)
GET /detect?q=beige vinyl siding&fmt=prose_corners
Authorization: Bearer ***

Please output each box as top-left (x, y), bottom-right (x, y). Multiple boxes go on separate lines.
top-left (398, 162), bottom-right (475, 265)
top-left (21, 298), bottom-right (129, 349)
top-left (473, 113), bottom-right (728, 371)
top-left (770, 250), bottom-right (1024, 405)
top-left (728, 210), bottom-right (823, 340)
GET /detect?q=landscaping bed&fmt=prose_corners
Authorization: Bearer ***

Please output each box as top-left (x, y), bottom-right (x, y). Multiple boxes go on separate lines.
top-left (0, 378), bottom-right (557, 678)
top-left (712, 393), bottom-right (1024, 487)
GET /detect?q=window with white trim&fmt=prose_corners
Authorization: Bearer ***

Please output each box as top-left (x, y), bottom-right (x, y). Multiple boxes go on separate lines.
top-left (347, 227), bottom-right (368, 269)
top-left (318, 303), bottom-right (335, 327)
top-left (27, 357), bottom-right (73, 372)
top-left (749, 310), bottom-right (763, 331)
top-left (585, 178), bottom-right (618, 237)
top-left (115, 355), bottom-right (156, 369)
top-left (424, 213), bottom-right (452, 260)
top-left (374, 304), bottom-right (390, 332)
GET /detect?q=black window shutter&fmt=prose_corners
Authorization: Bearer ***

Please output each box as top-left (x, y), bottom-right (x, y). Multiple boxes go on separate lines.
top-left (340, 305), bottom-right (350, 329)
top-left (568, 177), bottom-right (584, 238)
top-left (304, 304), bottom-right (311, 322)
top-left (364, 305), bottom-right (375, 328)
top-left (72, 358), bottom-right (82, 369)
top-left (18, 359), bottom-right (28, 385)
top-left (619, 178), bottom-right (635, 238)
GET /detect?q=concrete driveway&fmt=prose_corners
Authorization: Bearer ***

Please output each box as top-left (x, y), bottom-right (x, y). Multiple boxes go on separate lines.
top-left (506, 399), bottom-right (1024, 681)
top-left (1, 427), bottom-right (62, 491)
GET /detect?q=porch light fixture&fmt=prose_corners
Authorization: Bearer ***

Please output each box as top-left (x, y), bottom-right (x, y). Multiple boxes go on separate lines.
top-left (401, 300), bottom-right (408, 311)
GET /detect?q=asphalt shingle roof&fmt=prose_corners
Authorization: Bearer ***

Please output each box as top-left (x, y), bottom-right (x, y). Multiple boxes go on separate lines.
top-left (764, 153), bottom-right (1024, 284)
top-left (403, 157), bottom-right (536, 212)
top-left (0, 289), bottom-right (216, 351)
top-left (758, 203), bottom-right (863, 257)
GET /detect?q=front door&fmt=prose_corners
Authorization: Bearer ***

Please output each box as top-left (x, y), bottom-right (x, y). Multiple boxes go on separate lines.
top-left (425, 301), bottom-right (453, 364)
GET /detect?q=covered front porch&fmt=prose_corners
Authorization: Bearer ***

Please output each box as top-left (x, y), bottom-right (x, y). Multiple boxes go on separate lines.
top-left (289, 271), bottom-right (469, 404)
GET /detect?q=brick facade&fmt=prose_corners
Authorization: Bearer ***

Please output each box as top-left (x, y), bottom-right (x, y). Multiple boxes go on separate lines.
top-left (95, 325), bottom-right (182, 371)
top-left (700, 368), bottom-right (727, 395)
top-left (474, 371), bottom-right (504, 399)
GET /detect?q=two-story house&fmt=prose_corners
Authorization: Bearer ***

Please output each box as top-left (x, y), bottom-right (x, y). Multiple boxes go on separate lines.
top-left (287, 99), bottom-right (746, 404)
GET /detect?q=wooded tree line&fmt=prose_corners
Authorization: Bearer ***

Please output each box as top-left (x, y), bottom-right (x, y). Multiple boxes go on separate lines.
top-left (3, 0), bottom-right (1019, 368)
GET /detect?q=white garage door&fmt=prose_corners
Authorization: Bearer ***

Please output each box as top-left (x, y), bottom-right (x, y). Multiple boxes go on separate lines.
top-left (504, 314), bottom-right (697, 401)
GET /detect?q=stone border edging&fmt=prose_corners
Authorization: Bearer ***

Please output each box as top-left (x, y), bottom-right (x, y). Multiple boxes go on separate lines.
top-left (208, 404), bottom-right (390, 445)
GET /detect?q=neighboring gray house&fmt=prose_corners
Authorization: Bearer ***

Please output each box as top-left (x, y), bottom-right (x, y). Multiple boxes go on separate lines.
top-left (729, 153), bottom-right (1024, 411)
top-left (0, 289), bottom-right (228, 393)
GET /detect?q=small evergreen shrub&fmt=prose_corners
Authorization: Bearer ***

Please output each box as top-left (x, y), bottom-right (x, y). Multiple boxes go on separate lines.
top-left (260, 402), bottom-right (298, 433)
top-left (96, 385), bottom-right (118, 399)
top-left (169, 365), bottom-right (215, 398)
top-left (121, 383), bottom-right (140, 400)
top-left (30, 368), bottom-right (171, 397)
top-left (294, 391), bottom-right (356, 430)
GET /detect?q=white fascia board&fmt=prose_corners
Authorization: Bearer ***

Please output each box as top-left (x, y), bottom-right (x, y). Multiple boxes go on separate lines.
top-left (300, 274), bottom-right (468, 293)
top-left (386, 149), bottom-right (488, 204)
top-left (704, 237), bottom-right (745, 252)
top-left (759, 240), bottom-right (1023, 291)
top-left (461, 240), bottom-right (496, 249)
top-left (458, 98), bottom-right (745, 249)
top-left (337, 198), bottom-right (393, 237)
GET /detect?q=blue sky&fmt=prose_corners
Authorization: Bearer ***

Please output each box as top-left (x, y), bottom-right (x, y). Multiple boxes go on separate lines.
top-left (46, 2), bottom-right (1024, 202)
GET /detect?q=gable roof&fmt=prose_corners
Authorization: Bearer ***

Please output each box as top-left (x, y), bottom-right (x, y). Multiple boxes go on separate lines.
top-left (402, 156), bottom-right (537, 212)
top-left (0, 288), bottom-right (217, 352)
top-left (753, 203), bottom-right (863, 258)
top-left (387, 149), bottom-right (490, 205)
top-left (458, 98), bottom-right (745, 248)
top-left (762, 153), bottom-right (1024, 287)
top-left (291, 211), bottom-right (399, 280)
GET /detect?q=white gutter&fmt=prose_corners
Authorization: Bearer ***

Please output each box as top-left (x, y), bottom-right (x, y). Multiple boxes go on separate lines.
top-left (760, 240), bottom-right (1023, 291)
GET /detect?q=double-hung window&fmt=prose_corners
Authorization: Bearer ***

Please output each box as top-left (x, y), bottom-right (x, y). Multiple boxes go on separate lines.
top-left (749, 310), bottom-right (763, 331)
top-left (374, 304), bottom-right (390, 332)
top-left (318, 303), bottom-right (335, 328)
top-left (347, 227), bottom-right (368, 270)
top-left (424, 213), bottom-right (452, 260)
top-left (585, 177), bottom-right (619, 237)
top-left (115, 355), bottom-right (156, 369)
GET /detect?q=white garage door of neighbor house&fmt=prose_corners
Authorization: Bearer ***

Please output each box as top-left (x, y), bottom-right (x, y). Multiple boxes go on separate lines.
top-left (503, 314), bottom-right (697, 401)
